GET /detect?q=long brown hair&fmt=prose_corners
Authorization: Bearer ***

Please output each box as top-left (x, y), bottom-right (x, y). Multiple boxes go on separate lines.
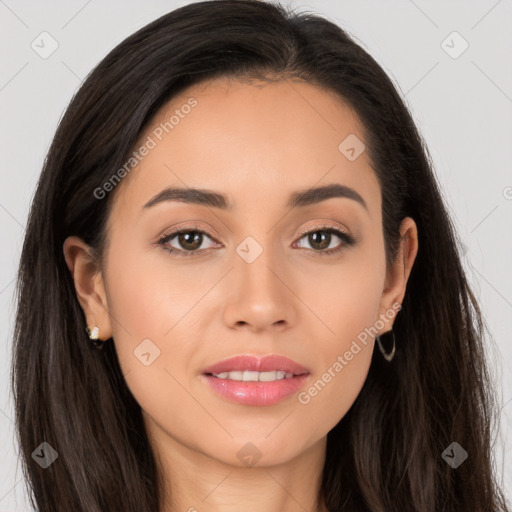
top-left (11, 1), bottom-right (510, 510)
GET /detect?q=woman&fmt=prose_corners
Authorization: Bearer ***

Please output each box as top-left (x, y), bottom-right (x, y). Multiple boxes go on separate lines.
top-left (11, 0), bottom-right (510, 510)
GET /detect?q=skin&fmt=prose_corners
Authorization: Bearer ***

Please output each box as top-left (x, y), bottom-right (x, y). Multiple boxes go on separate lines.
top-left (63, 78), bottom-right (418, 512)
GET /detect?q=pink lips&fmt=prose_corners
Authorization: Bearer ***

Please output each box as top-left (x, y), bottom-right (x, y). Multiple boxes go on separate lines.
top-left (202, 354), bottom-right (310, 376)
top-left (201, 354), bottom-right (311, 406)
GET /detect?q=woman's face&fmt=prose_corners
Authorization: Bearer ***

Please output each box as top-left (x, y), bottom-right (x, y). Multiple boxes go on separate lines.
top-left (65, 78), bottom-right (417, 468)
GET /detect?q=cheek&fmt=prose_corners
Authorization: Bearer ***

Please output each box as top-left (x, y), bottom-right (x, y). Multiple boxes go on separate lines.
top-left (294, 338), bottom-right (374, 446)
top-left (294, 249), bottom-right (383, 428)
top-left (106, 247), bottom-right (168, 340)
top-left (296, 296), bottom-right (378, 441)
top-left (103, 242), bottom-right (201, 400)
top-left (302, 243), bottom-right (385, 342)
top-left (105, 240), bottom-right (209, 339)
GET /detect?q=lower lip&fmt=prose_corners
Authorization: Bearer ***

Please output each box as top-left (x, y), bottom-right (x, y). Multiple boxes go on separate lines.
top-left (201, 373), bottom-right (310, 406)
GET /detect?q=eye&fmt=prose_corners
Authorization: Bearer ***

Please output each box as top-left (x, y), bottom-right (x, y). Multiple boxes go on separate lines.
top-left (293, 224), bottom-right (356, 256)
top-left (157, 226), bottom-right (220, 257)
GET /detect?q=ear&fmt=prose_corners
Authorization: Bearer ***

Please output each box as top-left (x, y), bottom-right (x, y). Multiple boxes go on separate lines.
top-left (377, 217), bottom-right (418, 334)
top-left (62, 236), bottom-right (113, 341)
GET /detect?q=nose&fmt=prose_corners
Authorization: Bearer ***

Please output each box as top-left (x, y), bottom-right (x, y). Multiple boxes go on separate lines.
top-left (221, 243), bottom-right (299, 333)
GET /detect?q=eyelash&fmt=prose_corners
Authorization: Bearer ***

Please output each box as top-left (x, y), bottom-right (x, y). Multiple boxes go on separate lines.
top-left (156, 223), bottom-right (356, 258)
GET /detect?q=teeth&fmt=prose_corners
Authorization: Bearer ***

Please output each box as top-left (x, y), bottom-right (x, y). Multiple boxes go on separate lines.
top-left (213, 370), bottom-right (295, 381)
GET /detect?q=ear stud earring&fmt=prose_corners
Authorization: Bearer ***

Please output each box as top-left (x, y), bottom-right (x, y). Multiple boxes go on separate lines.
top-left (86, 325), bottom-right (105, 349)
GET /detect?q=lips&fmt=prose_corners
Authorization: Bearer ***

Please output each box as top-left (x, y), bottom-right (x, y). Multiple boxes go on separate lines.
top-left (202, 354), bottom-right (310, 376)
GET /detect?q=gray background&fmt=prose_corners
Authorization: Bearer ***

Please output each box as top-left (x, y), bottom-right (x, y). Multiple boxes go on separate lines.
top-left (1, 0), bottom-right (511, 509)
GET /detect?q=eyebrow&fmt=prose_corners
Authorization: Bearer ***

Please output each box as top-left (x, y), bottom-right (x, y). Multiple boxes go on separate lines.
top-left (143, 183), bottom-right (368, 212)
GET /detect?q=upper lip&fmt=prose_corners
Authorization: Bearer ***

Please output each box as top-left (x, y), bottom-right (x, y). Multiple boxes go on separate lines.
top-left (202, 354), bottom-right (310, 376)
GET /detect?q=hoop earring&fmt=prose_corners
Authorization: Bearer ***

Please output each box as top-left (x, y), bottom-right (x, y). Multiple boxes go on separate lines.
top-left (376, 330), bottom-right (396, 362)
top-left (86, 325), bottom-right (105, 350)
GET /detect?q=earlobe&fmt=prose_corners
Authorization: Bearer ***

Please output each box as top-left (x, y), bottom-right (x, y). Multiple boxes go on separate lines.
top-left (62, 236), bottom-right (113, 341)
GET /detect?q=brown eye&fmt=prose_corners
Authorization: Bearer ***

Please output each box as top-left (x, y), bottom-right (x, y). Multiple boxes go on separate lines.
top-left (176, 231), bottom-right (203, 251)
top-left (157, 227), bottom-right (219, 257)
top-left (294, 226), bottom-right (356, 256)
top-left (307, 231), bottom-right (332, 251)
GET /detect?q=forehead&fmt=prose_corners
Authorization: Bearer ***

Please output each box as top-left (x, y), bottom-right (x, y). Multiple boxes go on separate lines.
top-left (110, 78), bottom-right (379, 218)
